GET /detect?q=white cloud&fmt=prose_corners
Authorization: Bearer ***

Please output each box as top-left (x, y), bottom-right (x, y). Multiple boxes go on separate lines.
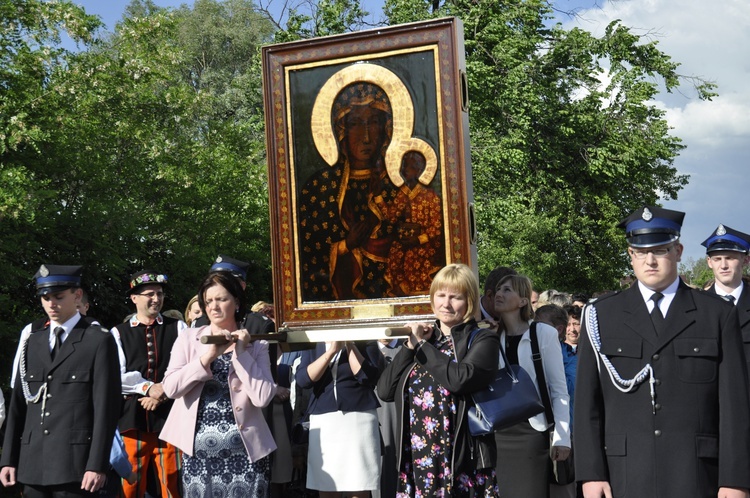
top-left (562, 0), bottom-right (750, 262)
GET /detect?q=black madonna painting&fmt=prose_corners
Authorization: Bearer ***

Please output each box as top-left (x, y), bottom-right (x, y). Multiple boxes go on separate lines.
top-left (263, 17), bottom-right (476, 329)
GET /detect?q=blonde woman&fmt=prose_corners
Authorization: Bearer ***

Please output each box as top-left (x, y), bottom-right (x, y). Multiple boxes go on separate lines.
top-left (377, 263), bottom-right (500, 497)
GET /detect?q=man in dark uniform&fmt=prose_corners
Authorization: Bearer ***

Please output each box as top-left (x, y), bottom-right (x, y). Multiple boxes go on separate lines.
top-left (110, 270), bottom-right (185, 498)
top-left (0, 265), bottom-right (121, 496)
top-left (574, 207), bottom-right (750, 498)
top-left (702, 224), bottom-right (750, 382)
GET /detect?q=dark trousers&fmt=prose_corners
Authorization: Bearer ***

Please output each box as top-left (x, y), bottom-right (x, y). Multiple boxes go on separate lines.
top-left (22, 482), bottom-right (98, 498)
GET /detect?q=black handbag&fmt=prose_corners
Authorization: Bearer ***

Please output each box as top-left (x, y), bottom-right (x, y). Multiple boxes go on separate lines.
top-left (466, 329), bottom-right (545, 436)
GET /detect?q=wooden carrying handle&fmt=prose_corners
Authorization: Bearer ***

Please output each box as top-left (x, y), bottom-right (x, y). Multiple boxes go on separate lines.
top-left (200, 332), bottom-right (289, 345)
top-left (383, 327), bottom-right (411, 337)
top-left (200, 335), bottom-right (231, 345)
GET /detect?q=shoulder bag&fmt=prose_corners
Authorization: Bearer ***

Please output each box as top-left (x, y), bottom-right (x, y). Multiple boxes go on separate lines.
top-left (466, 327), bottom-right (545, 436)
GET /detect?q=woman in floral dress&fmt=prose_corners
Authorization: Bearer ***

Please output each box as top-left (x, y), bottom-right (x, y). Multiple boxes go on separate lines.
top-left (377, 263), bottom-right (500, 497)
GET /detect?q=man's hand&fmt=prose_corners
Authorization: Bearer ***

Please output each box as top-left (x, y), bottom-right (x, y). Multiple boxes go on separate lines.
top-left (718, 487), bottom-right (750, 498)
top-left (147, 383), bottom-right (166, 401)
top-left (139, 396), bottom-right (160, 411)
top-left (582, 481), bottom-right (613, 498)
top-left (0, 467), bottom-right (16, 487)
top-left (81, 471), bottom-right (106, 492)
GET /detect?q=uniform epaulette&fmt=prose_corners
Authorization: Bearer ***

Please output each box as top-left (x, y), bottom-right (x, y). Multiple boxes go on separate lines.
top-left (31, 318), bottom-right (49, 332)
top-left (588, 290), bottom-right (621, 305)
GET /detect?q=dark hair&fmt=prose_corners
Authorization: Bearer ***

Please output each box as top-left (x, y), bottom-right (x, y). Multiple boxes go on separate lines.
top-left (483, 266), bottom-right (517, 293)
top-left (571, 293), bottom-right (590, 304)
top-left (535, 304), bottom-right (568, 330)
top-left (197, 272), bottom-right (246, 323)
top-left (563, 304), bottom-right (582, 321)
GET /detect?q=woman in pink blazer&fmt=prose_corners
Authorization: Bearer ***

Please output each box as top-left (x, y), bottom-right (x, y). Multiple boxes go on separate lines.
top-left (160, 272), bottom-right (277, 497)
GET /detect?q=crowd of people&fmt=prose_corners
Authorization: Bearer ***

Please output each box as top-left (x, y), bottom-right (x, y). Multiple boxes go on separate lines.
top-left (2, 204), bottom-right (750, 498)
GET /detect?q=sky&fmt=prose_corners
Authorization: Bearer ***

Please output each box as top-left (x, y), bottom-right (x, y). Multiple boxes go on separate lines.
top-left (560, 0), bottom-right (750, 264)
top-left (71, 0), bottom-right (749, 265)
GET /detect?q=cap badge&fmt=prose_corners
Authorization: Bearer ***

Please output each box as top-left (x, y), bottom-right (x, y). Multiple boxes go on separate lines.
top-left (716, 224), bottom-right (727, 236)
top-left (215, 256), bottom-right (223, 263)
top-left (642, 208), bottom-right (653, 222)
top-left (39, 265), bottom-right (49, 277)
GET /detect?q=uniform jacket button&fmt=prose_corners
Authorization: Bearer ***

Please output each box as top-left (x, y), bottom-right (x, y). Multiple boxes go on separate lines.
top-left (654, 430), bottom-right (662, 437)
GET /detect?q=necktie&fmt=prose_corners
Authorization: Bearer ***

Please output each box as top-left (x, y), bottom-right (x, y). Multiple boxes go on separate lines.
top-left (724, 295), bottom-right (736, 304)
top-left (51, 326), bottom-right (64, 360)
top-left (650, 292), bottom-right (665, 335)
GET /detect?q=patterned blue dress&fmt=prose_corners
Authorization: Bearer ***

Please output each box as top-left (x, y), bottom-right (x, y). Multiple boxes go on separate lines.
top-left (182, 353), bottom-right (271, 498)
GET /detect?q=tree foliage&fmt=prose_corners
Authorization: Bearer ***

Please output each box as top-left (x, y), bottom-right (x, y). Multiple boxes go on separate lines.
top-left (379, 0), bottom-right (714, 293)
top-left (1, 0), bottom-right (716, 390)
top-left (0, 0), bottom-right (276, 387)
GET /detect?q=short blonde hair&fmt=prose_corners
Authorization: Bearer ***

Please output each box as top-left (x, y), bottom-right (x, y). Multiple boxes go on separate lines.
top-left (429, 263), bottom-right (479, 323)
top-left (496, 274), bottom-right (534, 322)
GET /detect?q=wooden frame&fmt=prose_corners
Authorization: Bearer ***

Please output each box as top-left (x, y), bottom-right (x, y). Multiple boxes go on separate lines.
top-left (262, 17), bottom-right (476, 335)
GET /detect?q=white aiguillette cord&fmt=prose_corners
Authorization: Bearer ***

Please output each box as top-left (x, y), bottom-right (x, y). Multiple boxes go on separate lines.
top-left (19, 339), bottom-right (50, 423)
top-left (584, 304), bottom-right (657, 414)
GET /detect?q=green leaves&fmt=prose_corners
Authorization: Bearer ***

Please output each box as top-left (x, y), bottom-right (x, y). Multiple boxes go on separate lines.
top-left (382, 0), bottom-right (702, 293)
top-left (0, 0), bottom-right (276, 354)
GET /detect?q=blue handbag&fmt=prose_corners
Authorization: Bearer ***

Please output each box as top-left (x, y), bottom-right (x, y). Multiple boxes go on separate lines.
top-left (466, 329), bottom-right (545, 436)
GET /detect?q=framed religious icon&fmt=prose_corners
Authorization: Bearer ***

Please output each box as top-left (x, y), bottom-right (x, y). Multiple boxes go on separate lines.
top-left (262, 17), bottom-right (476, 338)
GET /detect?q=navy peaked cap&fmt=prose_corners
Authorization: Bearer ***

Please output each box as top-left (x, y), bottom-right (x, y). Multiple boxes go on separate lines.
top-left (34, 264), bottom-right (83, 296)
top-left (618, 206), bottom-right (685, 248)
top-left (210, 254), bottom-right (250, 280)
top-left (702, 224), bottom-right (750, 254)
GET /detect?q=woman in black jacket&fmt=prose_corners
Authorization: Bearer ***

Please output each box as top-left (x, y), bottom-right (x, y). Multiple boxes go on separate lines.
top-left (377, 263), bottom-right (500, 497)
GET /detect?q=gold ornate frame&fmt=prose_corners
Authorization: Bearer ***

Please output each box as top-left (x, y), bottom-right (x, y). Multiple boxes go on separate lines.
top-left (262, 17), bottom-right (476, 334)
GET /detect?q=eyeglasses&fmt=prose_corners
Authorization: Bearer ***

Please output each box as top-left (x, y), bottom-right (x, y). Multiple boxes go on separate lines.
top-left (630, 245), bottom-right (675, 259)
top-left (136, 291), bottom-right (164, 299)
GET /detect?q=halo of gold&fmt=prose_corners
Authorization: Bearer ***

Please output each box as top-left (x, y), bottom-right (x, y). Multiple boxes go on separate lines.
top-left (387, 137), bottom-right (438, 188)
top-left (310, 63), bottom-right (437, 186)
